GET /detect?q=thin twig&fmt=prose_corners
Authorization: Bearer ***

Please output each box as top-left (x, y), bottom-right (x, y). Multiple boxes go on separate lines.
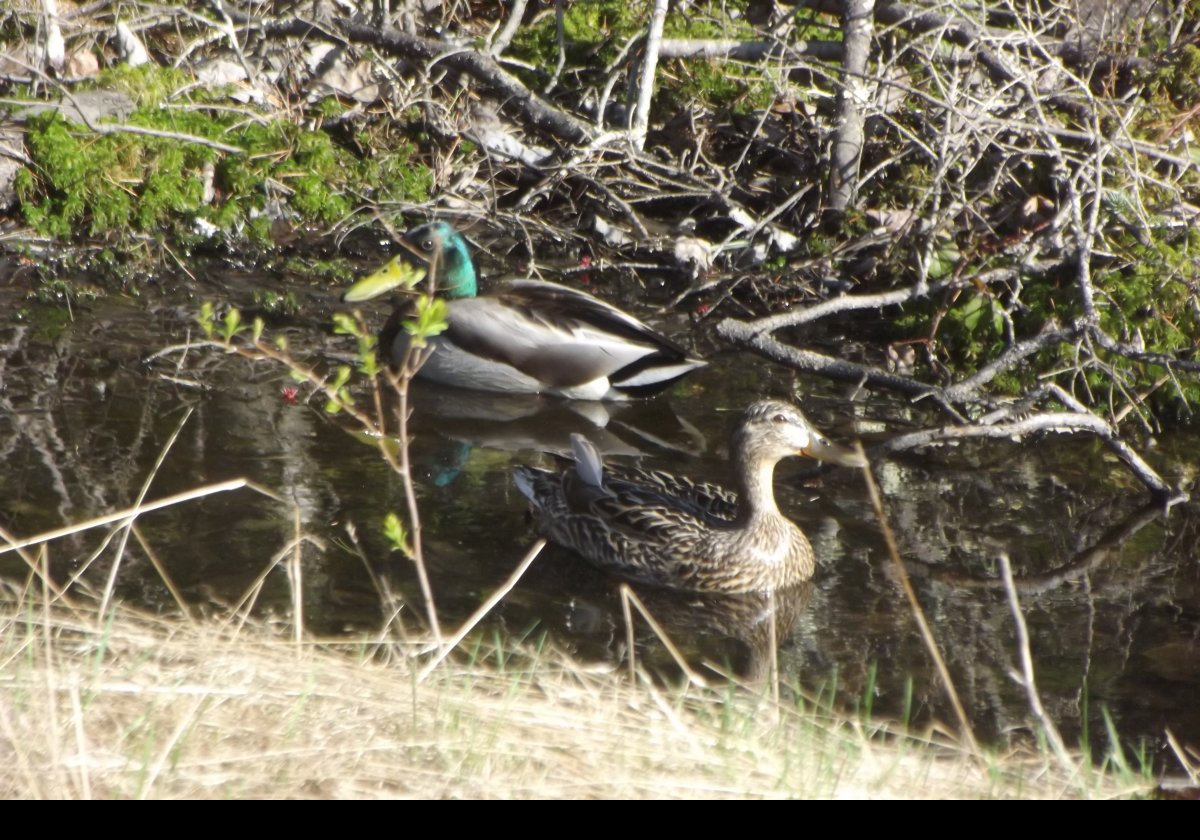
top-left (83, 122), bottom-right (244, 154)
top-left (489, 0), bottom-right (529, 58)
top-left (99, 407), bottom-right (195, 622)
top-left (0, 522), bottom-right (72, 603)
top-left (997, 552), bottom-right (1076, 773)
top-left (381, 251), bottom-right (447, 646)
top-left (1164, 729), bottom-right (1200, 786)
top-left (544, 0), bottom-right (567, 94)
top-left (137, 696), bottom-right (207, 799)
top-left (619, 584), bottom-right (710, 688)
top-left (67, 683), bottom-right (91, 800)
top-left (131, 523), bottom-right (193, 623)
top-left (621, 582), bottom-right (637, 683)
top-left (289, 505), bottom-right (304, 645)
top-left (344, 520), bottom-right (411, 643)
top-left (857, 444), bottom-right (981, 757)
top-left (417, 538), bottom-right (546, 682)
top-left (0, 479), bottom-right (279, 556)
top-left (39, 545), bottom-right (65, 794)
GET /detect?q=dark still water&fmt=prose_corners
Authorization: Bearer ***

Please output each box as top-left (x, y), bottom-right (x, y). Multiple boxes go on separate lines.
top-left (1, 268), bottom-right (1198, 771)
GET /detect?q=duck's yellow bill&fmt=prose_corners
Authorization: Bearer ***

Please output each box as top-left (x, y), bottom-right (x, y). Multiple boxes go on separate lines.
top-left (803, 434), bottom-right (867, 468)
top-left (342, 256), bottom-right (428, 302)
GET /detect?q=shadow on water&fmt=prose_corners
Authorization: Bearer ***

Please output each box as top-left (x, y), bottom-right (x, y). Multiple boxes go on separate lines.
top-left (2, 271), bottom-right (1199, 769)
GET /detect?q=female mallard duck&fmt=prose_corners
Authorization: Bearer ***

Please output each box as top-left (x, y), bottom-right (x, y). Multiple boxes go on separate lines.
top-left (513, 400), bottom-right (863, 593)
top-left (342, 222), bottom-right (706, 400)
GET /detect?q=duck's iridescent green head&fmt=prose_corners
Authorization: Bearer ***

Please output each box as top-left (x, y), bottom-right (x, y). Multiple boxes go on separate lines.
top-left (342, 221), bottom-right (478, 303)
top-left (402, 222), bottom-right (477, 299)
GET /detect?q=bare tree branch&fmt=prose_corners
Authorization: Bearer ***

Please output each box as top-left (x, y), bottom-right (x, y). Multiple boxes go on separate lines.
top-left (658, 38), bottom-right (843, 61)
top-left (631, 0), bottom-right (670, 151)
top-left (260, 15), bottom-right (596, 146)
top-left (827, 0), bottom-right (874, 213)
top-left (489, 0), bottom-right (530, 58)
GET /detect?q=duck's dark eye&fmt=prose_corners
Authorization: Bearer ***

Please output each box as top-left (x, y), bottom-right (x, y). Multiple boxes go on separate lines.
top-left (772, 413), bottom-right (787, 424)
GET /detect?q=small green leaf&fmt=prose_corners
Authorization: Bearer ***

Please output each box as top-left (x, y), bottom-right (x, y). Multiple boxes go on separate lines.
top-left (252, 317), bottom-right (264, 343)
top-left (332, 312), bottom-right (361, 337)
top-left (927, 244), bottom-right (960, 280)
top-left (197, 302), bottom-right (216, 339)
top-left (961, 294), bottom-right (985, 332)
top-left (404, 295), bottom-right (449, 348)
top-left (221, 308), bottom-right (243, 342)
top-left (383, 512), bottom-right (412, 556)
top-left (330, 365), bottom-right (352, 390)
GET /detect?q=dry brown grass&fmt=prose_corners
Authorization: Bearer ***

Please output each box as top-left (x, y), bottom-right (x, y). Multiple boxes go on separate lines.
top-left (0, 587), bottom-right (1154, 800)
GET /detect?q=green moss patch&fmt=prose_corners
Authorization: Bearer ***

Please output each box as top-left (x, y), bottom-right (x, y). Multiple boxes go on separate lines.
top-left (10, 67), bottom-right (432, 247)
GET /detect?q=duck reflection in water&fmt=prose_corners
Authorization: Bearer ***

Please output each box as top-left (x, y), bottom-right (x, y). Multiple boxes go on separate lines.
top-left (400, 379), bottom-right (707, 487)
top-left (539, 552), bottom-right (815, 682)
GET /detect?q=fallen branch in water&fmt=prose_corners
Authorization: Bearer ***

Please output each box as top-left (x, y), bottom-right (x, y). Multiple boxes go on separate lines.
top-left (934, 499), bottom-right (1167, 595)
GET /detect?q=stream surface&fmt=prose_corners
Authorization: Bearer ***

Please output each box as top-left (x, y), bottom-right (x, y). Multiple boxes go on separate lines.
top-left (2, 257), bottom-right (1198, 769)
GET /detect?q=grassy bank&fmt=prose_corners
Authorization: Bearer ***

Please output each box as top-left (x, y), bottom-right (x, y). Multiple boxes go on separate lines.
top-left (0, 589), bottom-right (1154, 799)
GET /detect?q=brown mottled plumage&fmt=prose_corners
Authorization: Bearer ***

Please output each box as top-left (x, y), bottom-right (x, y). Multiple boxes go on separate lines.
top-left (514, 400), bottom-right (863, 593)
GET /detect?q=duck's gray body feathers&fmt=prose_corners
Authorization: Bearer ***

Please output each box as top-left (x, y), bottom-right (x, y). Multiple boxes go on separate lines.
top-left (347, 222), bottom-right (706, 401)
top-left (383, 279), bottom-right (703, 400)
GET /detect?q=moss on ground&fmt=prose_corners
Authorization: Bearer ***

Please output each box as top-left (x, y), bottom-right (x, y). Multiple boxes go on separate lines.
top-left (508, 0), bottom-right (778, 114)
top-left (9, 65), bottom-right (431, 250)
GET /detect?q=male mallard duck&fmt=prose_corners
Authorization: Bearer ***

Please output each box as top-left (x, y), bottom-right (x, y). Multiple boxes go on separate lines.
top-left (342, 222), bottom-right (706, 400)
top-left (513, 400), bottom-right (863, 593)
